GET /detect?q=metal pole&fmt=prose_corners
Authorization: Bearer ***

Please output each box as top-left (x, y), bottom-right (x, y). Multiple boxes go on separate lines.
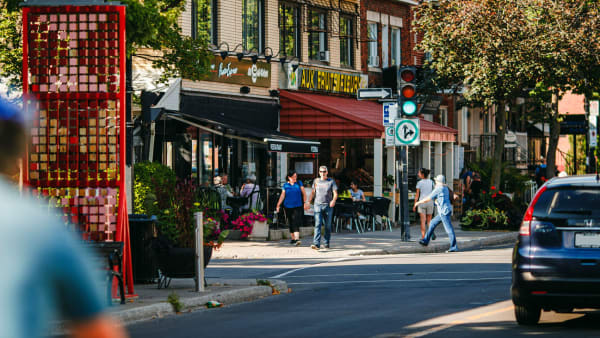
top-left (392, 146), bottom-right (396, 223)
top-left (398, 146), bottom-right (410, 241)
top-left (585, 96), bottom-right (591, 173)
top-left (195, 212), bottom-right (204, 292)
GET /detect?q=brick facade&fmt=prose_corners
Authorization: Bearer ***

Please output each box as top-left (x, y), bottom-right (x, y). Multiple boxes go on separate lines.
top-left (360, 0), bottom-right (417, 87)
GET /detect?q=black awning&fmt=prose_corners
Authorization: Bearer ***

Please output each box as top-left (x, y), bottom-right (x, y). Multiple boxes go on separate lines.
top-left (265, 138), bottom-right (320, 154)
top-left (166, 112), bottom-right (320, 154)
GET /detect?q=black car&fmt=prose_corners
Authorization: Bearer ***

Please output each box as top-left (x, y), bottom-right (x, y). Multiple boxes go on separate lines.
top-left (512, 174), bottom-right (600, 325)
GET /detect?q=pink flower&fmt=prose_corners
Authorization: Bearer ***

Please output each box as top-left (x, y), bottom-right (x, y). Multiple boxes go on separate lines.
top-left (491, 186), bottom-right (496, 190)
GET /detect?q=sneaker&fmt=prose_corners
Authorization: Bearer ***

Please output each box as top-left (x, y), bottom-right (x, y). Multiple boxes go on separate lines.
top-left (295, 240), bottom-right (301, 246)
top-left (324, 244), bottom-right (330, 249)
top-left (311, 244), bottom-right (319, 250)
top-left (431, 232), bottom-right (437, 240)
top-left (418, 239), bottom-right (428, 246)
top-left (290, 239), bottom-right (297, 245)
top-left (446, 249), bottom-right (458, 253)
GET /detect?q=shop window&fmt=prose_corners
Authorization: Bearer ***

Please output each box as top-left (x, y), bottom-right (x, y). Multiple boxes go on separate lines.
top-left (308, 8), bottom-right (328, 61)
top-left (391, 27), bottom-right (401, 66)
top-left (279, 2), bottom-right (299, 58)
top-left (193, 0), bottom-right (217, 44)
top-left (367, 22), bottom-right (378, 67)
top-left (461, 107), bottom-right (469, 143)
top-left (339, 15), bottom-right (353, 67)
top-left (243, 0), bottom-right (264, 52)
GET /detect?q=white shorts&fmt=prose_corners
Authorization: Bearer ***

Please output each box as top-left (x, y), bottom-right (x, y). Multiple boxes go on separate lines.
top-left (417, 203), bottom-right (434, 215)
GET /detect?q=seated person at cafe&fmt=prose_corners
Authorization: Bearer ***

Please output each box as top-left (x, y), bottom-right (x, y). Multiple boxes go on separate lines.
top-left (349, 180), bottom-right (366, 202)
top-left (240, 174), bottom-right (260, 210)
top-left (214, 176), bottom-right (233, 210)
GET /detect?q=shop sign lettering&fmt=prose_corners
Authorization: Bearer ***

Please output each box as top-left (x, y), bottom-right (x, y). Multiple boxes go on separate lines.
top-left (299, 67), bottom-right (363, 96)
top-left (206, 56), bottom-right (271, 87)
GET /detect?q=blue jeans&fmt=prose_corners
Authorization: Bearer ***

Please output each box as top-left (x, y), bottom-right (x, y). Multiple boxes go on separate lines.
top-left (423, 213), bottom-right (458, 251)
top-left (313, 204), bottom-right (333, 247)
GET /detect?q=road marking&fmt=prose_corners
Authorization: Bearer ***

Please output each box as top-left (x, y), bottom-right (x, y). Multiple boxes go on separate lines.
top-left (287, 276), bottom-right (511, 285)
top-left (403, 303), bottom-right (514, 338)
top-left (269, 258), bottom-right (349, 278)
top-left (283, 270), bottom-right (511, 278)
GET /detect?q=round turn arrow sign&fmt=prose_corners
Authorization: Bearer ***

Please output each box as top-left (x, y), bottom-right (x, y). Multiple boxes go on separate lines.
top-left (395, 119), bottom-right (420, 145)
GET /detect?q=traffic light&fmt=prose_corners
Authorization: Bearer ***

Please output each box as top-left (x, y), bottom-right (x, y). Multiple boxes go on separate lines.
top-left (397, 66), bottom-right (417, 117)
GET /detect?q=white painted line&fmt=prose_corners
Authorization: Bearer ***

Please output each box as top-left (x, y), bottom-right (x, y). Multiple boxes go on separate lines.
top-left (283, 270), bottom-right (511, 278)
top-left (269, 258), bottom-right (349, 278)
top-left (287, 277), bottom-right (511, 285)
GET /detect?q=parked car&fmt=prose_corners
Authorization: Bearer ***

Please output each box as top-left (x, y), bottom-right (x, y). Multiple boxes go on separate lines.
top-left (512, 174), bottom-right (600, 325)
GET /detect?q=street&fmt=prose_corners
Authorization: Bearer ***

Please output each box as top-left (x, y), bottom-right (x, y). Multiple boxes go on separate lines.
top-left (126, 247), bottom-right (600, 337)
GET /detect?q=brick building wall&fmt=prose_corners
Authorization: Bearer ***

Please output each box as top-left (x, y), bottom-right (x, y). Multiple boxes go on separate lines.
top-left (360, 0), bottom-right (415, 87)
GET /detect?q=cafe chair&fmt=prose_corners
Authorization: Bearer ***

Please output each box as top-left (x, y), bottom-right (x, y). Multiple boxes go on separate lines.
top-left (368, 197), bottom-right (393, 232)
top-left (334, 198), bottom-right (364, 233)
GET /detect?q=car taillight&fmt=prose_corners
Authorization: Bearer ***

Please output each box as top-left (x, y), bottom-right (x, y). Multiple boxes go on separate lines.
top-left (520, 185), bottom-right (547, 236)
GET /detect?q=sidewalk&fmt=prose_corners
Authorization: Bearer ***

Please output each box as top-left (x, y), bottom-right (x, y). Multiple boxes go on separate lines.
top-left (212, 220), bottom-right (518, 259)
top-left (104, 221), bottom-right (516, 327)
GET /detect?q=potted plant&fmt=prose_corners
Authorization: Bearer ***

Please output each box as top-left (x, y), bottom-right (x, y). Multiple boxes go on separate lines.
top-left (246, 211), bottom-right (268, 241)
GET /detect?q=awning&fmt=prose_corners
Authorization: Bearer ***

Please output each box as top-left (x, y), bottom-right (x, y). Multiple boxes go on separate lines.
top-left (280, 90), bottom-right (385, 139)
top-left (164, 112), bottom-right (320, 154)
top-left (280, 90), bottom-right (456, 142)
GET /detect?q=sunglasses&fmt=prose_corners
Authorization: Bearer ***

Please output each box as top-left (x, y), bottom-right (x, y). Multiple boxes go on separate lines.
top-left (319, 170), bottom-right (327, 173)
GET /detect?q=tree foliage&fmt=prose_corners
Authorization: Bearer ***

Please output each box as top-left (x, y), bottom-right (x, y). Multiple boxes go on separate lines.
top-left (415, 0), bottom-right (600, 185)
top-left (0, 0), bottom-right (211, 97)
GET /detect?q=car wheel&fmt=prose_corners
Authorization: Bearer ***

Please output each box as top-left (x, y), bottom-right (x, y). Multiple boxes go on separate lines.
top-left (514, 304), bottom-right (541, 325)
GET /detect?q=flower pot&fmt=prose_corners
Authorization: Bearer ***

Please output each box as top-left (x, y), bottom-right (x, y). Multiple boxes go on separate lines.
top-left (152, 238), bottom-right (213, 288)
top-left (249, 220), bottom-right (268, 241)
top-left (225, 229), bottom-right (245, 240)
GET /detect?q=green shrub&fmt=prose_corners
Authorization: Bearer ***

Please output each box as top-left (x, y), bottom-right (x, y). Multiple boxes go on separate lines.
top-left (461, 207), bottom-right (511, 231)
top-left (133, 162), bottom-right (177, 216)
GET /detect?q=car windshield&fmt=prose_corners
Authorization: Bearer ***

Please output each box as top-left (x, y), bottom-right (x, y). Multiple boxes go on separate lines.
top-left (533, 188), bottom-right (600, 220)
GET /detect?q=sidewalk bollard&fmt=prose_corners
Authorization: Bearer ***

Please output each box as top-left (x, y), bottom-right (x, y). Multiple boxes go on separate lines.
top-left (195, 212), bottom-right (204, 292)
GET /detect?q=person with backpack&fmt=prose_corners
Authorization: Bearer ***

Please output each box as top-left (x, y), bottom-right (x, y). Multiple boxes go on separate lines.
top-left (414, 174), bottom-right (458, 253)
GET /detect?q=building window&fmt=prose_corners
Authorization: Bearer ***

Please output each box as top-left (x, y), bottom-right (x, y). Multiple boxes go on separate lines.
top-left (279, 2), bottom-right (299, 58)
top-left (193, 0), bottom-right (217, 44)
top-left (461, 107), bottom-right (469, 143)
top-left (381, 24), bottom-right (388, 67)
top-left (367, 22), bottom-right (378, 67)
top-left (243, 0), bottom-right (264, 52)
top-left (391, 27), bottom-right (401, 66)
top-left (439, 107), bottom-right (448, 127)
top-left (308, 8), bottom-right (328, 61)
top-left (339, 15), bottom-right (353, 67)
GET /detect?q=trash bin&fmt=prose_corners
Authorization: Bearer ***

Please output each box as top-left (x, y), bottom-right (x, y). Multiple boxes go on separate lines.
top-left (129, 214), bottom-right (158, 283)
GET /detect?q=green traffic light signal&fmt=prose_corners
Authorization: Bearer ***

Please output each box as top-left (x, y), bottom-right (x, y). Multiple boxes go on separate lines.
top-left (397, 66), bottom-right (417, 116)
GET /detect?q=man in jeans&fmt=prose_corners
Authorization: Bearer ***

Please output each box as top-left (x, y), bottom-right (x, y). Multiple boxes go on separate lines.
top-left (305, 166), bottom-right (338, 250)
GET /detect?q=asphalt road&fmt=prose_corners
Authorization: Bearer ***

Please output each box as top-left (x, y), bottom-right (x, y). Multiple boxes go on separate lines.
top-left (127, 247), bottom-right (600, 337)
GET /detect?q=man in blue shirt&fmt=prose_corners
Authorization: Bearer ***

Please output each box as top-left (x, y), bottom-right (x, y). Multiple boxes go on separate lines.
top-left (0, 99), bottom-right (127, 338)
top-left (414, 175), bottom-right (458, 252)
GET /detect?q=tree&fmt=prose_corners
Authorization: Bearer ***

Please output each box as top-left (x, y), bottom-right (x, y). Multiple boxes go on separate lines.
top-left (415, 0), bottom-right (538, 188)
top-left (0, 0), bottom-right (212, 98)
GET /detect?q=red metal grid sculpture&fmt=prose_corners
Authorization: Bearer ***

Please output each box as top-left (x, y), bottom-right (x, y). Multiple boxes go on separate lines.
top-left (22, 3), bottom-right (134, 297)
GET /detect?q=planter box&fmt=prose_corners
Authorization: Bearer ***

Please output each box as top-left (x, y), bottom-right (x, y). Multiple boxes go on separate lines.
top-left (299, 226), bottom-right (314, 238)
top-left (249, 221), bottom-right (268, 241)
top-left (225, 229), bottom-right (246, 241)
top-left (268, 229), bottom-right (283, 241)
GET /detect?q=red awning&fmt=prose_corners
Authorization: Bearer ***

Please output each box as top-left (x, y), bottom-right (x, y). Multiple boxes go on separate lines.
top-left (279, 90), bottom-right (457, 142)
top-left (280, 90), bottom-right (384, 139)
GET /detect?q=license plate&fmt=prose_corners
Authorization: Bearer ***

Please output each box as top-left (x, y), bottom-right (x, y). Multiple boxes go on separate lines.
top-left (575, 232), bottom-right (600, 248)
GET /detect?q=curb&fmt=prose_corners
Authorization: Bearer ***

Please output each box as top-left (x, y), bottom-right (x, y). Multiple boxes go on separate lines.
top-left (349, 232), bottom-right (518, 256)
top-left (111, 279), bottom-right (287, 325)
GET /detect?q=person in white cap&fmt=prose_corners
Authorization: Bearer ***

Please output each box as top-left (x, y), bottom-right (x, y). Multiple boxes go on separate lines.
top-left (414, 174), bottom-right (458, 252)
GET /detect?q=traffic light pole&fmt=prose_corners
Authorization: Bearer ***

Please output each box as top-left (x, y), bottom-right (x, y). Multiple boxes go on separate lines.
top-left (398, 146), bottom-right (410, 241)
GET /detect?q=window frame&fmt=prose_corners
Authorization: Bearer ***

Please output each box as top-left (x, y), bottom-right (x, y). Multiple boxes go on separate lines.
top-left (367, 22), bottom-right (378, 67)
top-left (308, 8), bottom-right (329, 62)
top-left (242, 0), bottom-right (265, 52)
top-left (192, 0), bottom-right (218, 44)
top-left (339, 14), bottom-right (354, 68)
top-left (391, 27), bottom-right (401, 66)
top-left (279, 1), bottom-right (300, 58)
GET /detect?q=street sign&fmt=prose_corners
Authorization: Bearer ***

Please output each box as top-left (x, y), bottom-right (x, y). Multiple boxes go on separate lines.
top-left (560, 114), bottom-right (587, 135)
top-left (395, 118), bottom-right (420, 146)
top-left (590, 115), bottom-right (597, 148)
top-left (357, 88), bottom-right (392, 100)
top-left (385, 126), bottom-right (395, 147)
top-left (383, 102), bottom-right (397, 126)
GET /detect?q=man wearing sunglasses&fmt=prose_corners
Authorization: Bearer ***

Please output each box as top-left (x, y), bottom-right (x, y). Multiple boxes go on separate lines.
top-left (305, 166), bottom-right (338, 250)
